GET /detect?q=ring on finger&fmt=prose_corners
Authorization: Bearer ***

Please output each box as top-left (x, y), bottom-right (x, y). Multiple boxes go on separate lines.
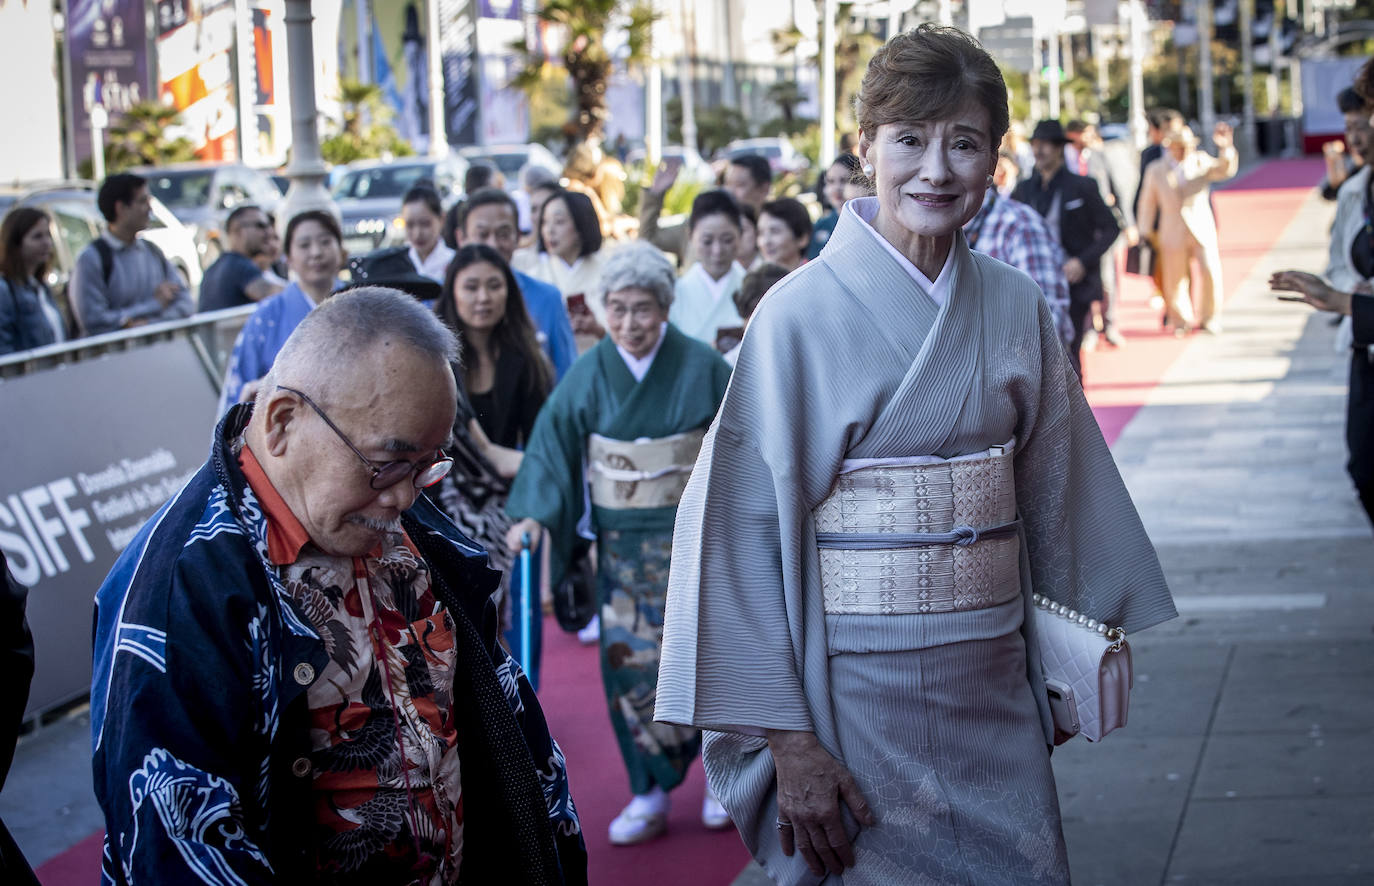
top-left (775, 818), bottom-right (793, 830)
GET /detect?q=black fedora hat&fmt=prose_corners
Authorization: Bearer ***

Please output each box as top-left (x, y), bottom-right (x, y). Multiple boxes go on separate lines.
top-left (1030, 120), bottom-right (1068, 144)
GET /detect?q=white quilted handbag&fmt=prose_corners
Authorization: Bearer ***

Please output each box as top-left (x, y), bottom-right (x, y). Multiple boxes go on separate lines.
top-left (1031, 593), bottom-right (1132, 743)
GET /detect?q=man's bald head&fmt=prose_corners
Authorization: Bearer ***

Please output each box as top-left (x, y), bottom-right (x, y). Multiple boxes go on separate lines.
top-left (247, 287), bottom-right (461, 557)
top-left (261, 286), bottom-right (459, 401)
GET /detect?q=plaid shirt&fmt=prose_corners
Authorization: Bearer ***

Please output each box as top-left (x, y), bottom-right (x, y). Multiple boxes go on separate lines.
top-left (964, 190), bottom-right (1075, 345)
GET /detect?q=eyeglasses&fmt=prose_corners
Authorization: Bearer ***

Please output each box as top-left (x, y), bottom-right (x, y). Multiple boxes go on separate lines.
top-left (275, 386), bottom-right (453, 490)
top-left (604, 302), bottom-right (661, 323)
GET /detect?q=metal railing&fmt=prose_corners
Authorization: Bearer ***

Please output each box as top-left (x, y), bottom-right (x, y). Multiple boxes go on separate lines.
top-left (0, 304), bottom-right (256, 390)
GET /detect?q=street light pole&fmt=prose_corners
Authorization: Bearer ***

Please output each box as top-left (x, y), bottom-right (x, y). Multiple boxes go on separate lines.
top-left (425, 0), bottom-right (448, 157)
top-left (1239, 0), bottom-right (1257, 161)
top-left (1197, 0), bottom-right (1216, 147)
top-left (677, 0), bottom-right (697, 154)
top-left (281, 0), bottom-right (337, 225)
top-left (1048, 25), bottom-right (1061, 120)
top-left (90, 105), bottom-right (108, 182)
top-left (1128, 0), bottom-right (1146, 149)
top-left (821, 0), bottom-right (837, 166)
top-left (646, 0), bottom-right (663, 167)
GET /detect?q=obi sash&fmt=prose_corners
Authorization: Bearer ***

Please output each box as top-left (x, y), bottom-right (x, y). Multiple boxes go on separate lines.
top-left (812, 441), bottom-right (1021, 616)
top-left (587, 429), bottom-right (706, 510)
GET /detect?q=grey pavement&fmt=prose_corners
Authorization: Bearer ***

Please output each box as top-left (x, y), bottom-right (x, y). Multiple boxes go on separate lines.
top-left (735, 187), bottom-right (1373, 886)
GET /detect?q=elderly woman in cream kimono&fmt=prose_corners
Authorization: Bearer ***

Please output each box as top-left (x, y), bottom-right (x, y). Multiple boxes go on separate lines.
top-left (657, 25), bottom-right (1176, 886)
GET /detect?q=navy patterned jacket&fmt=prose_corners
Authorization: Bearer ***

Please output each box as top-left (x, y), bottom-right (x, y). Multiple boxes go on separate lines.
top-left (91, 406), bottom-right (586, 885)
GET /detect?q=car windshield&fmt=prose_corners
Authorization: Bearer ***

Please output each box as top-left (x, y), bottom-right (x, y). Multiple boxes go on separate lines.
top-left (144, 171), bottom-right (215, 209)
top-left (0, 196), bottom-right (15, 214)
top-left (332, 164), bottom-right (437, 200)
top-left (735, 145), bottom-right (782, 160)
top-left (467, 153), bottom-right (526, 178)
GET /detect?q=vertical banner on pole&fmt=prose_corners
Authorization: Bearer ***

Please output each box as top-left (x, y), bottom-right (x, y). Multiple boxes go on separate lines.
top-left (247, 2), bottom-right (283, 164)
top-left (155, 0), bottom-right (241, 161)
top-left (65, 0), bottom-right (152, 171)
top-left (476, 0), bottom-right (530, 146)
top-left (436, 0), bottom-right (481, 146)
top-left (340, 0), bottom-right (439, 153)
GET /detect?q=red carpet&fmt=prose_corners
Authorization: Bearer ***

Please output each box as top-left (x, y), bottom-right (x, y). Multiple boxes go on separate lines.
top-left (537, 622), bottom-right (751, 885)
top-left (33, 159), bottom-right (1324, 886)
top-left (1083, 157), bottom-right (1324, 445)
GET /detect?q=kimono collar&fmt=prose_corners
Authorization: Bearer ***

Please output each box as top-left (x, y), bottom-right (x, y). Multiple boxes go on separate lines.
top-left (551, 253), bottom-right (584, 276)
top-left (845, 197), bottom-right (952, 306)
top-left (686, 262), bottom-right (742, 305)
top-left (821, 193), bottom-right (979, 368)
top-left (615, 322), bottom-right (669, 382)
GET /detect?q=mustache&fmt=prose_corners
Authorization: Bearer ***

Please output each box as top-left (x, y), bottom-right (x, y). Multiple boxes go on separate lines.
top-left (348, 514), bottom-right (403, 534)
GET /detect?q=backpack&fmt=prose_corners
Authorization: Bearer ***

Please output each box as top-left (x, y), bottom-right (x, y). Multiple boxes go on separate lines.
top-left (90, 237), bottom-right (172, 285)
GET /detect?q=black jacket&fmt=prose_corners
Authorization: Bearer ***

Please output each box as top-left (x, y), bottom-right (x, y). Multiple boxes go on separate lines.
top-left (1013, 167), bottom-right (1121, 305)
top-left (0, 553), bottom-right (38, 884)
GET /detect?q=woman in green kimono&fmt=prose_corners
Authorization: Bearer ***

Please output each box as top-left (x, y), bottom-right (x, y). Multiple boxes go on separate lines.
top-left (504, 241), bottom-right (732, 846)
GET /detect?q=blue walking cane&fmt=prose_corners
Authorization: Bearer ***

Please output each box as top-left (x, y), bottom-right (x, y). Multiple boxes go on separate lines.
top-left (518, 531), bottom-right (533, 677)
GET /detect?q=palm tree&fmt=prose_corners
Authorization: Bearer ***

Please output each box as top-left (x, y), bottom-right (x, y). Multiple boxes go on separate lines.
top-left (767, 80), bottom-right (807, 127)
top-left (769, 3), bottom-right (880, 131)
top-left (512, 0), bottom-right (657, 150)
top-left (99, 102), bottom-right (197, 174)
top-left (337, 78), bottom-right (388, 139)
top-left (320, 78), bottom-right (414, 165)
top-left (832, 5), bottom-right (882, 130)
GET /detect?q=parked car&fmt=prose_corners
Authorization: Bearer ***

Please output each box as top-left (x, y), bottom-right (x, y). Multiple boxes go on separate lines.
top-left (0, 180), bottom-right (204, 332)
top-left (1098, 123), bottom-right (1132, 142)
top-left (456, 143), bottom-right (562, 189)
top-left (624, 145), bottom-right (716, 185)
top-left (259, 169), bottom-right (290, 195)
top-left (720, 137), bottom-right (810, 177)
top-left (133, 163), bottom-right (283, 269)
top-left (331, 155), bottom-right (469, 255)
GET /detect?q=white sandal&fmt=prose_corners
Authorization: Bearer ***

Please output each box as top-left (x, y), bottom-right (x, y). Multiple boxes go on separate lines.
top-left (701, 790), bottom-right (731, 829)
top-left (609, 791), bottom-right (669, 845)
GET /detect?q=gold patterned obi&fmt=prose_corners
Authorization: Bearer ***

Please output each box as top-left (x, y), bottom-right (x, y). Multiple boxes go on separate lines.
top-left (812, 441), bottom-right (1021, 616)
top-left (587, 429), bottom-right (706, 510)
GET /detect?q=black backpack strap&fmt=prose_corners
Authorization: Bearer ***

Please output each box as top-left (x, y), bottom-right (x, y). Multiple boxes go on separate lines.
top-left (141, 238), bottom-right (172, 278)
top-left (92, 238), bottom-right (172, 285)
top-left (91, 238), bottom-right (114, 285)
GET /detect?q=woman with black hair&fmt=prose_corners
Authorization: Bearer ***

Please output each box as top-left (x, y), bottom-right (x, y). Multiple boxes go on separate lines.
top-left (219, 210), bottom-right (346, 410)
top-left (513, 188), bottom-right (611, 350)
top-left (431, 243), bottom-right (554, 684)
top-left (401, 184), bottom-right (455, 282)
top-left (757, 197), bottom-right (813, 273)
top-left (437, 243), bottom-right (552, 448)
top-left (668, 189), bottom-right (748, 349)
top-left (807, 153), bottom-right (865, 259)
top-left (0, 207), bottom-right (64, 355)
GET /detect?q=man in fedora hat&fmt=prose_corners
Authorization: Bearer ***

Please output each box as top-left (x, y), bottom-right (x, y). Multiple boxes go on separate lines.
top-left (1012, 119), bottom-right (1121, 375)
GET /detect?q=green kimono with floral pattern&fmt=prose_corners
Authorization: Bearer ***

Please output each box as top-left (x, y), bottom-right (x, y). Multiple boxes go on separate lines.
top-left (507, 324), bottom-right (731, 793)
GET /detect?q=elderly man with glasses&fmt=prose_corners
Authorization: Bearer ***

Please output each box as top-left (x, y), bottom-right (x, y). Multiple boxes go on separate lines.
top-left (91, 287), bottom-right (587, 885)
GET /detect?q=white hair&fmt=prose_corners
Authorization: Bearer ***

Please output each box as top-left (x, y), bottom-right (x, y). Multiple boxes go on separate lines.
top-left (596, 242), bottom-right (677, 311)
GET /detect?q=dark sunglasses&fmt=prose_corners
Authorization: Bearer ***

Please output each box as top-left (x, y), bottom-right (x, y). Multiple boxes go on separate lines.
top-left (275, 386), bottom-right (452, 490)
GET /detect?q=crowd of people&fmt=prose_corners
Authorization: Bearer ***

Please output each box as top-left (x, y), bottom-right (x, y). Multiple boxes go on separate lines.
top-left (8, 17), bottom-right (1370, 886)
